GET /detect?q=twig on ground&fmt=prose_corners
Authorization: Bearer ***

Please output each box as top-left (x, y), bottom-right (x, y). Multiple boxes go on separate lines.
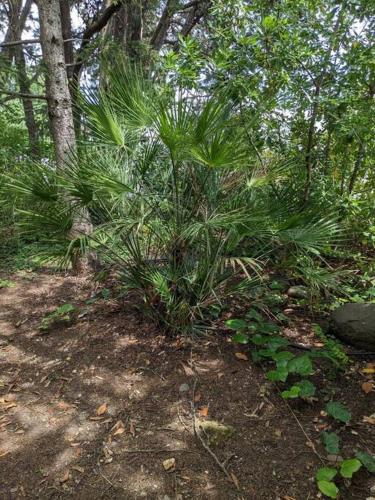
top-left (267, 370), bottom-right (325, 464)
top-left (191, 379), bottom-right (237, 486)
top-left (121, 448), bottom-right (195, 453)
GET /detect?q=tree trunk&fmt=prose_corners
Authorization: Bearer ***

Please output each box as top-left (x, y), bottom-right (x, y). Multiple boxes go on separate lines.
top-left (59, 0), bottom-right (74, 81)
top-left (347, 81), bottom-right (374, 194)
top-left (302, 10), bottom-right (343, 205)
top-left (15, 47), bottom-right (40, 158)
top-left (348, 142), bottom-right (366, 194)
top-left (2, 0), bottom-right (40, 158)
top-left (37, 0), bottom-right (76, 165)
top-left (37, 0), bottom-right (93, 273)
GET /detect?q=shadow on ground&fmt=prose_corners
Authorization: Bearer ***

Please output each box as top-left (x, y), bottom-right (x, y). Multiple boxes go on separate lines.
top-left (0, 270), bottom-right (373, 499)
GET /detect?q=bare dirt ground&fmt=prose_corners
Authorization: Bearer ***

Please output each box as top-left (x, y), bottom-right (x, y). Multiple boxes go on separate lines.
top-left (0, 270), bottom-right (374, 499)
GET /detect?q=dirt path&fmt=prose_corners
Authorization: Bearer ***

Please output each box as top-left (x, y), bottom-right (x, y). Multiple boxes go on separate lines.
top-left (0, 271), bottom-right (373, 499)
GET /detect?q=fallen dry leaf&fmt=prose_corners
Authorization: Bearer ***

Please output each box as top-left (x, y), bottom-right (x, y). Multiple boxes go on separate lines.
top-left (60, 470), bottom-right (70, 483)
top-left (362, 367), bottom-right (375, 374)
top-left (198, 406), bottom-right (209, 417)
top-left (230, 472), bottom-right (240, 489)
top-left (363, 414), bottom-right (375, 425)
top-left (96, 403), bottom-right (107, 416)
top-left (113, 427), bottom-right (125, 436)
top-left (71, 465), bottom-right (84, 474)
top-left (235, 352), bottom-right (248, 361)
top-left (181, 363), bottom-right (194, 376)
top-left (163, 457), bottom-right (176, 472)
top-left (129, 420), bottom-right (136, 437)
top-left (362, 381), bottom-right (373, 394)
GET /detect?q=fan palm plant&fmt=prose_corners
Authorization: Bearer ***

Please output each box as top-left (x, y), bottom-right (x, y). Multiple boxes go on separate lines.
top-left (2, 67), bottom-right (340, 334)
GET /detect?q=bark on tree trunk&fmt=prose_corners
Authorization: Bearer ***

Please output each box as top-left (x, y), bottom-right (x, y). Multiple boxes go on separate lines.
top-left (2, 0), bottom-right (40, 158)
top-left (15, 47), bottom-right (40, 158)
top-left (37, 0), bottom-right (76, 166)
top-left (348, 82), bottom-right (374, 194)
top-left (37, 0), bottom-right (93, 274)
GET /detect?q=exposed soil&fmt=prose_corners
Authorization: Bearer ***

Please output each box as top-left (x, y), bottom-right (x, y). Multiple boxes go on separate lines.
top-left (0, 270), bottom-right (374, 499)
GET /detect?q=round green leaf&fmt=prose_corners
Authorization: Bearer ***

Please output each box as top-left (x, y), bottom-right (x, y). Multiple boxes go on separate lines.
top-left (326, 402), bottom-right (352, 424)
top-left (321, 432), bottom-right (340, 455)
top-left (288, 354), bottom-right (313, 376)
top-left (281, 385), bottom-right (301, 399)
top-left (225, 319), bottom-right (247, 330)
top-left (316, 467), bottom-right (337, 482)
top-left (266, 367), bottom-right (288, 382)
top-left (296, 379), bottom-right (316, 397)
top-left (356, 450), bottom-right (375, 473)
top-left (340, 458), bottom-right (362, 478)
top-left (232, 332), bottom-right (249, 344)
top-left (317, 480), bottom-right (339, 499)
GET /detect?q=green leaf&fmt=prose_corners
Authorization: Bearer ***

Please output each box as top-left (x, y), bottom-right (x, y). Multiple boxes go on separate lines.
top-left (316, 467), bottom-right (337, 482)
top-left (322, 432), bottom-right (340, 455)
top-left (251, 334), bottom-right (268, 345)
top-left (356, 450), bottom-right (375, 473)
top-left (288, 355), bottom-right (313, 376)
top-left (272, 351), bottom-right (295, 367)
top-left (317, 480), bottom-right (339, 499)
top-left (262, 15), bottom-right (277, 30)
top-left (232, 332), bottom-right (249, 344)
top-left (326, 402), bottom-right (352, 423)
top-left (259, 322), bottom-right (280, 334)
top-left (281, 385), bottom-right (301, 399)
top-left (266, 337), bottom-right (289, 349)
top-left (225, 319), bottom-right (247, 330)
top-left (340, 458), bottom-right (362, 478)
top-left (57, 303), bottom-right (75, 314)
top-left (266, 367), bottom-right (288, 382)
top-left (296, 379), bottom-right (316, 397)
top-left (246, 308), bottom-right (262, 322)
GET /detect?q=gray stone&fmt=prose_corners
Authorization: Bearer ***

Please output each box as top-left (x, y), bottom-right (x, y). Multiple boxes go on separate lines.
top-left (330, 303), bottom-right (375, 350)
top-left (179, 383), bottom-right (189, 393)
top-left (287, 286), bottom-right (308, 299)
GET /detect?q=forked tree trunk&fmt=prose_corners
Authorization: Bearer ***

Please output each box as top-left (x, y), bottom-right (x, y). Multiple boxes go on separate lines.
top-left (37, 0), bottom-right (93, 273)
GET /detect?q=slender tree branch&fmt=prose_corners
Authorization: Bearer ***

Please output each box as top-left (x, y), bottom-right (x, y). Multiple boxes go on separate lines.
top-left (0, 90), bottom-right (47, 100)
top-left (0, 37), bottom-right (83, 48)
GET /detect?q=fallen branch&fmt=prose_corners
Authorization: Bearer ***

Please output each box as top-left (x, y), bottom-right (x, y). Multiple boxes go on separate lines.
top-left (121, 448), bottom-right (195, 453)
top-left (191, 379), bottom-right (237, 486)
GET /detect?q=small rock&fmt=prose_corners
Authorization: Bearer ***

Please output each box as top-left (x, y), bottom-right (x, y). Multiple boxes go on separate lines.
top-left (371, 485), bottom-right (375, 494)
top-left (179, 383), bottom-right (189, 393)
top-left (162, 458), bottom-right (175, 472)
top-left (287, 286), bottom-right (308, 299)
top-left (327, 454), bottom-right (343, 463)
top-left (198, 420), bottom-right (235, 446)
